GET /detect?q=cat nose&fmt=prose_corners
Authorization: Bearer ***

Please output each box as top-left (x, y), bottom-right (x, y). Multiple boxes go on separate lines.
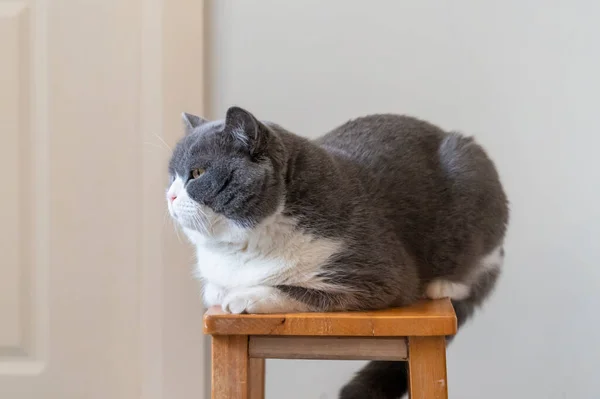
top-left (169, 194), bottom-right (177, 202)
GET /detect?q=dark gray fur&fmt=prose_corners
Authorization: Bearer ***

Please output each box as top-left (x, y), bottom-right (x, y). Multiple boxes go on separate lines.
top-left (169, 107), bottom-right (509, 399)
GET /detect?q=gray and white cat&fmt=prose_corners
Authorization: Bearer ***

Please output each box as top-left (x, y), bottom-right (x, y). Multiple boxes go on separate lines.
top-left (167, 106), bottom-right (509, 399)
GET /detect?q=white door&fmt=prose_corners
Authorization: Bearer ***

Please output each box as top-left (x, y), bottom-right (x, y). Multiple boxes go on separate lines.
top-left (0, 0), bottom-right (209, 398)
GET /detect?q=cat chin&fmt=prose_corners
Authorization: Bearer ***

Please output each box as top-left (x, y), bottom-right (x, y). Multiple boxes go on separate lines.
top-left (181, 203), bottom-right (288, 246)
top-left (181, 216), bottom-right (248, 245)
top-left (182, 226), bottom-right (209, 244)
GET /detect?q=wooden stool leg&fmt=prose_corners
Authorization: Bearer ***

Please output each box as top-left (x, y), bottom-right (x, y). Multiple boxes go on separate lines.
top-left (212, 335), bottom-right (250, 399)
top-left (249, 358), bottom-right (265, 399)
top-left (408, 336), bottom-right (448, 399)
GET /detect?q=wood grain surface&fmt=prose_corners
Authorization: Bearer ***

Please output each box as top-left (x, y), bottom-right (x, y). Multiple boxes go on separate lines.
top-left (204, 299), bottom-right (457, 337)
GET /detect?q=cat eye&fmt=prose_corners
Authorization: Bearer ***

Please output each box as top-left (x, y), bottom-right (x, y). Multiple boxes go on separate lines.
top-left (190, 168), bottom-right (205, 179)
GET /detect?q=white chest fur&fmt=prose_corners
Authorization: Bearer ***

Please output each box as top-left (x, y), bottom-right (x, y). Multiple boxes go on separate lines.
top-left (184, 212), bottom-right (343, 308)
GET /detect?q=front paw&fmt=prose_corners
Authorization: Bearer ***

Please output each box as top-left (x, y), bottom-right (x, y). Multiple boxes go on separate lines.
top-left (221, 294), bottom-right (251, 314)
top-left (221, 287), bottom-right (267, 314)
top-left (221, 286), bottom-right (307, 314)
top-left (202, 282), bottom-right (225, 307)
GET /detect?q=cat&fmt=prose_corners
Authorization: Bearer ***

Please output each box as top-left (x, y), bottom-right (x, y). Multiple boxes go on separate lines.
top-left (166, 106), bottom-right (509, 399)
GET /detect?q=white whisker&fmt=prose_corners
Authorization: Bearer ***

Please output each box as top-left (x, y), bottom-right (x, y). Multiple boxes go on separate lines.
top-left (162, 209), bottom-right (170, 229)
top-left (144, 141), bottom-right (167, 152)
top-left (170, 217), bottom-right (183, 244)
top-left (195, 206), bottom-right (216, 233)
top-left (153, 133), bottom-right (172, 152)
top-left (191, 212), bottom-right (206, 234)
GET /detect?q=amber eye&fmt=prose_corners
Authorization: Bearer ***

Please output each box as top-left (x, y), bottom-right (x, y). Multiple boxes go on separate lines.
top-left (190, 168), bottom-right (205, 179)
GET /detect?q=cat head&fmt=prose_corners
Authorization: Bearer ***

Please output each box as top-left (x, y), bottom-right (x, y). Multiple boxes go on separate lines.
top-left (166, 106), bottom-right (286, 239)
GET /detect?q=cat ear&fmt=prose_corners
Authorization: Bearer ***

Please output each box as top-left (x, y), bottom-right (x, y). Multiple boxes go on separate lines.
top-left (224, 106), bottom-right (269, 156)
top-left (181, 112), bottom-right (207, 134)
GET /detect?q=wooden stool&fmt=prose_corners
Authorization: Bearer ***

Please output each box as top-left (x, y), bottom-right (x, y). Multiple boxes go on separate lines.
top-left (204, 298), bottom-right (457, 399)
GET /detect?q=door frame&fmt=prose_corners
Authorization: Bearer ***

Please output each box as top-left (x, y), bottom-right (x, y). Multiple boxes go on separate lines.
top-left (140, 0), bottom-right (209, 398)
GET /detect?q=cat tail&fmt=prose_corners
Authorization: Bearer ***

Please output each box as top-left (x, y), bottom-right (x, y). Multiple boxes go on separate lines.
top-left (339, 267), bottom-right (501, 399)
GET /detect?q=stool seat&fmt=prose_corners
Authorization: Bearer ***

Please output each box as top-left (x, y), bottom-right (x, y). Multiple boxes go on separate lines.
top-left (204, 298), bottom-right (457, 336)
top-left (204, 298), bottom-right (457, 399)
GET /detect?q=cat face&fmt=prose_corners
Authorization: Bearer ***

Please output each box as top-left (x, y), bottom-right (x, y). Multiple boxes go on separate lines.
top-left (166, 107), bottom-right (285, 237)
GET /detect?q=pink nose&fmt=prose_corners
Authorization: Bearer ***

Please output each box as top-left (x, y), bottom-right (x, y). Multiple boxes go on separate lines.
top-left (169, 194), bottom-right (177, 202)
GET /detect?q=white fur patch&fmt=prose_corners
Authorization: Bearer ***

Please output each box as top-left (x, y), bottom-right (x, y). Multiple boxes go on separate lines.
top-left (478, 244), bottom-right (504, 273)
top-left (465, 244), bottom-right (504, 285)
top-left (191, 211), bottom-right (343, 313)
top-left (426, 279), bottom-right (471, 300)
top-left (426, 244), bottom-right (505, 301)
top-left (168, 175), bottom-right (343, 313)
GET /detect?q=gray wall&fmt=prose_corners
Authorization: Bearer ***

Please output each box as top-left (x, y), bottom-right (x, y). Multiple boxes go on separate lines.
top-left (208, 1), bottom-right (600, 398)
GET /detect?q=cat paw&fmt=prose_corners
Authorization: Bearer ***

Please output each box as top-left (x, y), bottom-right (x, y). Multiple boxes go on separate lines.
top-left (221, 286), bottom-right (308, 314)
top-left (202, 283), bottom-right (225, 307)
top-left (221, 286), bottom-right (273, 314)
top-left (221, 293), bottom-right (252, 314)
